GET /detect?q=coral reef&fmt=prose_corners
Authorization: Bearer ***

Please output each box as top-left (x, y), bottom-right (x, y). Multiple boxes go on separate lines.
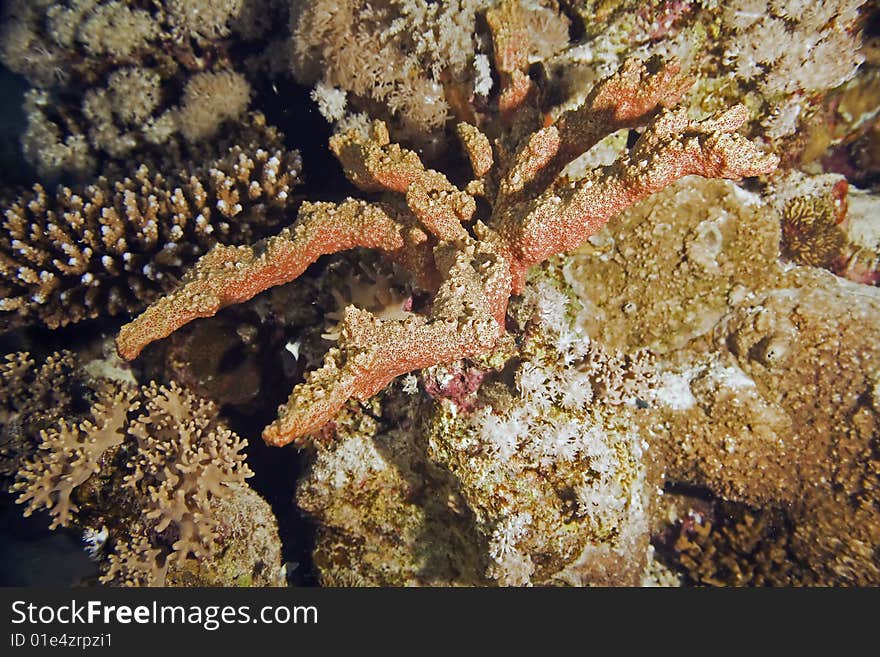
top-left (2, 0), bottom-right (879, 589)
top-left (116, 53), bottom-right (777, 448)
top-left (300, 173), bottom-right (880, 586)
top-left (298, 277), bottom-right (660, 586)
top-left (565, 174), bottom-right (880, 585)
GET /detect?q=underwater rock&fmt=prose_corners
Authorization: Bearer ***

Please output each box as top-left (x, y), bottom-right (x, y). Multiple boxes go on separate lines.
top-left (298, 277), bottom-right (660, 586)
top-left (562, 178), bottom-right (782, 353)
top-left (165, 484), bottom-right (286, 587)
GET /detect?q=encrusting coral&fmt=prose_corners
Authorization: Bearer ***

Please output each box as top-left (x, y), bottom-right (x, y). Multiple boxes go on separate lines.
top-left (655, 268), bottom-right (880, 585)
top-left (0, 134), bottom-right (302, 330)
top-left (562, 177), bottom-right (782, 353)
top-left (5, 351), bottom-right (283, 586)
top-left (562, 172), bottom-right (880, 585)
top-left (117, 44), bottom-right (778, 448)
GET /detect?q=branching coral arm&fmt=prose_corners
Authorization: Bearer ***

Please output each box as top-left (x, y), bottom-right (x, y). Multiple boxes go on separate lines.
top-left (116, 199), bottom-right (416, 360)
top-left (329, 121), bottom-right (426, 194)
top-left (331, 121), bottom-right (475, 241)
top-left (263, 239), bottom-right (511, 446)
top-left (504, 105), bottom-right (780, 289)
top-left (556, 55), bottom-right (694, 155)
top-left (497, 56), bottom-right (693, 207)
top-left (457, 123), bottom-right (494, 179)
top-left (485, 0), bottom-right (533, 119)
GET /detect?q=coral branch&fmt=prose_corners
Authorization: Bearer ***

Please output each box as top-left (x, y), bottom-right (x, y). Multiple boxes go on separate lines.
top-left (568, 55), bottom-right (693, 135)
top-left (486, 0), bottom-right (534, 120)
top-left (331, 121), bottom-right (475, 241)
top-left (406, 171), bottom-right (474, 242)
top-left (456, 123), bottom-right (494, 179)
top-left (117, 199), bottom-right (413, 360)
top-left (504, 106), bottom-right (779, 288)
top-left (496, 56), bottom-right (693, 209)
top-left (264, 239), bottom-right (509, 446)
top-left (329, 121), bottom-right (426, 194)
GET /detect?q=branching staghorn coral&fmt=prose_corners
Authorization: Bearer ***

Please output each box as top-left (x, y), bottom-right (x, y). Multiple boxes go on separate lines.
top-left (0, 139), bottom-right (302, 330)
top-left (116, 51), bottom-right (777, 447)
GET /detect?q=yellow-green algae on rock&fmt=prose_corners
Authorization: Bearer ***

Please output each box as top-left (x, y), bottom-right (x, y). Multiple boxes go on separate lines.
top-left (565, 175), bottom-right (880, 584)
top-left (562, 178), bottom-right (781, 353)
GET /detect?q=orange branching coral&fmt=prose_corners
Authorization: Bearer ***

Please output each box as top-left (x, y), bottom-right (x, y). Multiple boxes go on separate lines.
top-left (117, 55), bottom-right (778, 448)
top-left (485, 0), bottom-right (534, 120)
